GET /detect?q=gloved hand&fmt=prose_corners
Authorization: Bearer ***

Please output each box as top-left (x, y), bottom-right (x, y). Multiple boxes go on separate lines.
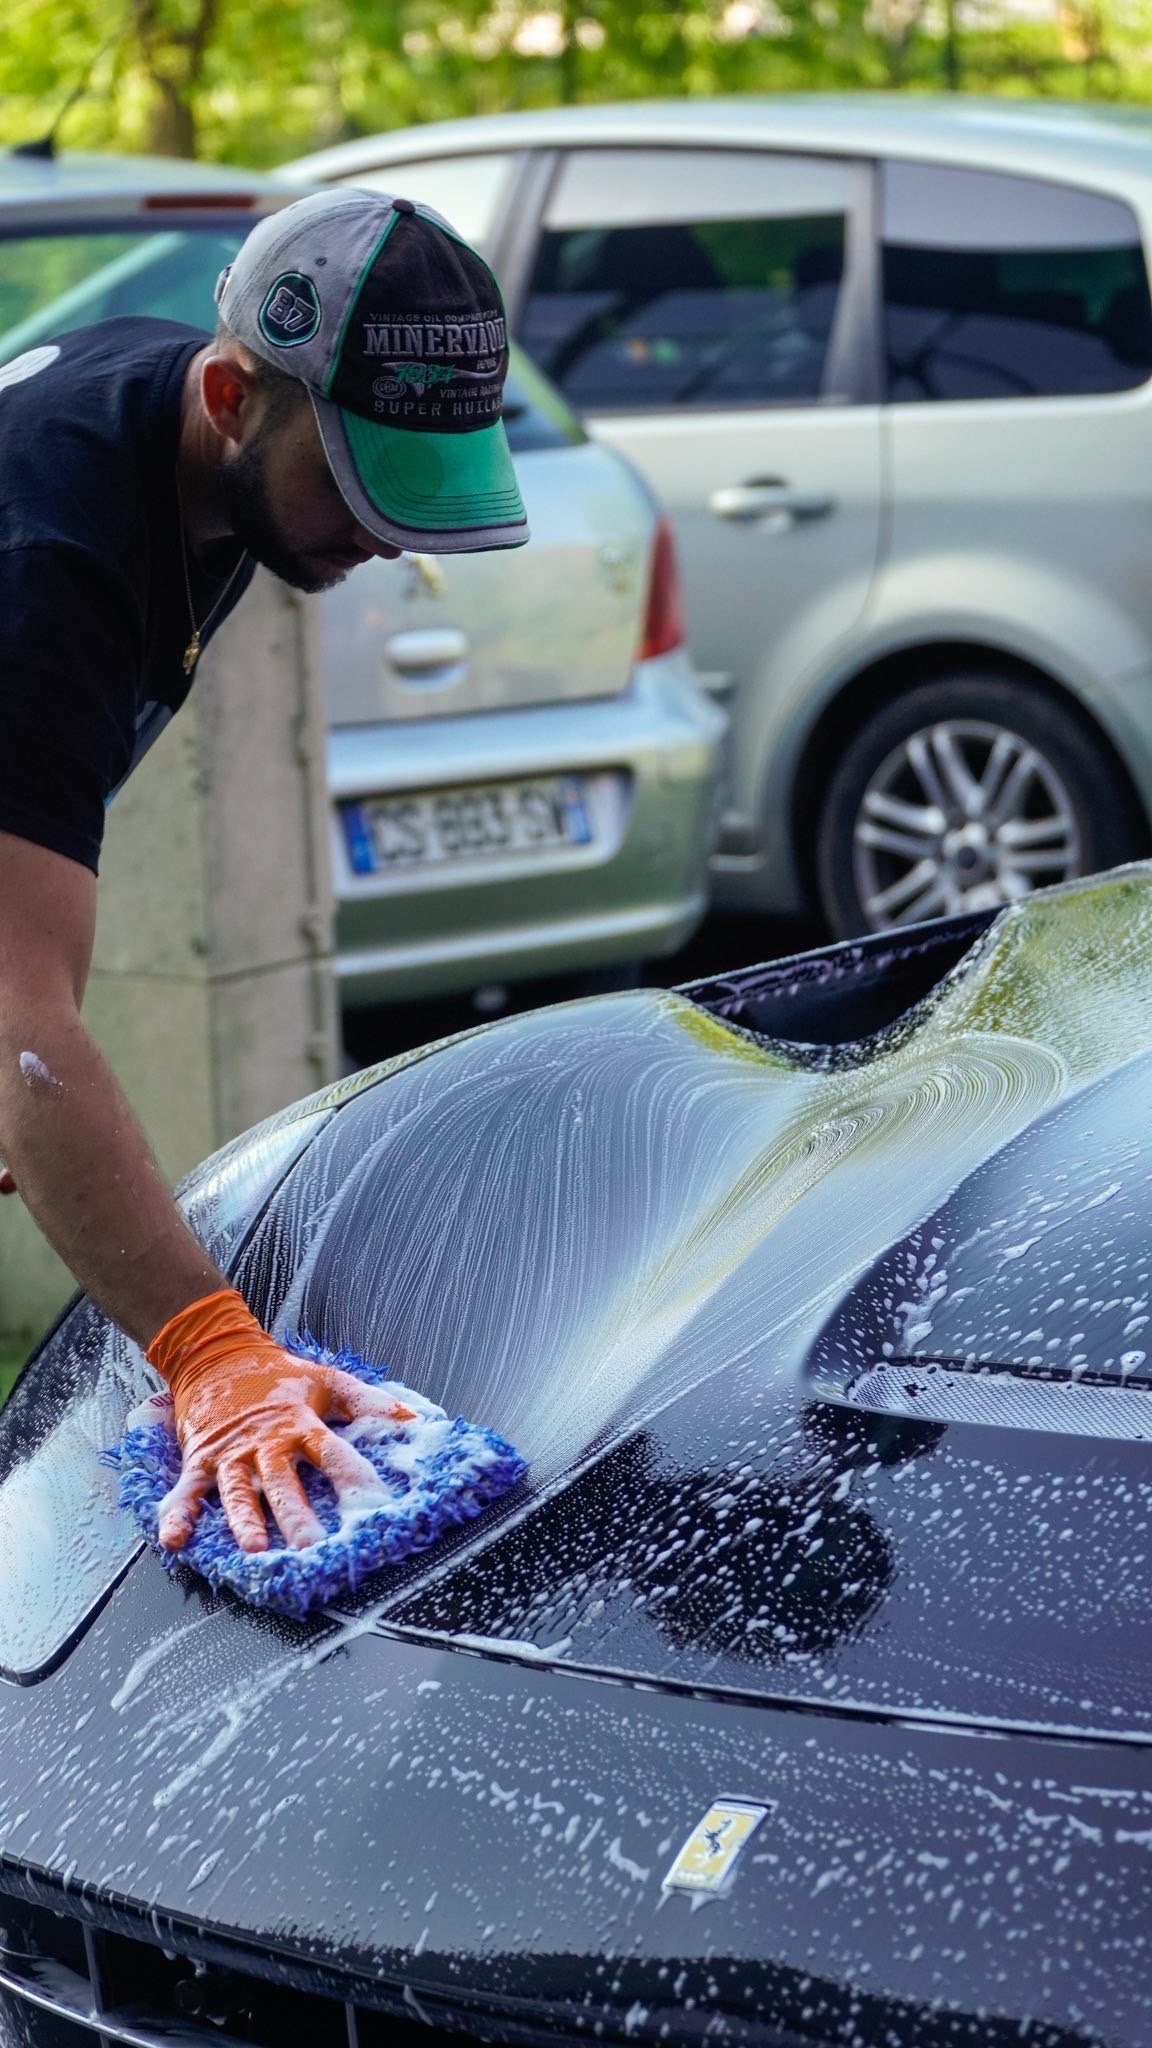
top-left (146, 1288), bottom-right (415, 1555)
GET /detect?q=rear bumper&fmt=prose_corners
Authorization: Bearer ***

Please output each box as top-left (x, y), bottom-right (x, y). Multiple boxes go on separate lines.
top-left (328, 649), bottom-right (726, 1006)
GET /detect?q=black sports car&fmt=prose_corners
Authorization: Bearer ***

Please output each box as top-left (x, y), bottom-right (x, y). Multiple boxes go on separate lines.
top-left (0, 870), bottom-right (1150, 2048)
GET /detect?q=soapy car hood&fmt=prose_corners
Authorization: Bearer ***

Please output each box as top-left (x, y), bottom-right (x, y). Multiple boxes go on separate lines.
top-left (0, 870), bottom-right (1149, 2048)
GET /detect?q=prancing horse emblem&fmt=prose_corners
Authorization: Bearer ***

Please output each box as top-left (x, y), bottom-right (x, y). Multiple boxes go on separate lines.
top-left (662, 1798), bottom-right (773, 1897)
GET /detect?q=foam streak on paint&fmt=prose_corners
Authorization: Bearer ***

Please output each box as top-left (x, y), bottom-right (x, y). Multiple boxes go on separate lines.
top-left (277, 1011), bottom-right (1066, 1488)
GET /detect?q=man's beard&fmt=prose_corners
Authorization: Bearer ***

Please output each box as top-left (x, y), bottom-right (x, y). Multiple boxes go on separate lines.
top-left (218, 433), bottom-right (347, 594)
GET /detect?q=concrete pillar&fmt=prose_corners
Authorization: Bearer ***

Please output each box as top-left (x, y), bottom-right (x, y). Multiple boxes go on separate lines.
top-left (0, 571), bottom-right (338, 1344)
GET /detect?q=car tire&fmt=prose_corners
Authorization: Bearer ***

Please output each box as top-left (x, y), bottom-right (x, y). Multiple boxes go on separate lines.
top-left (815, 671), bottom-right (1146, 938)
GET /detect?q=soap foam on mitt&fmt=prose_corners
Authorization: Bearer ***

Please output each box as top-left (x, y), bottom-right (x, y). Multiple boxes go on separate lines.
top-left (108, 1335), bottom-right (528, 1619)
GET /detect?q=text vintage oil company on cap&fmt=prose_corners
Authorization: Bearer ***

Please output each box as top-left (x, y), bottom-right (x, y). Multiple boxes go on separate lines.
top-left (215, 188), bottom-right (529, 556)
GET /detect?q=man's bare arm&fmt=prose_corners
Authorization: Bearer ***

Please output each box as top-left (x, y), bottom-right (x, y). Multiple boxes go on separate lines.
top-left (0, 830), bottom-right (412, 1554)
top-left (0, 830), bottom-right (224, 1344)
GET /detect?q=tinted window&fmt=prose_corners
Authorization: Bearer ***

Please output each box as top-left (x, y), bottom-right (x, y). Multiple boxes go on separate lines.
top-left (336, 151), bottom-right (515, 249)
top-left (523, 149), bottom-right (860, 412)
top-left (882, 160), bottom-right (1152, 402)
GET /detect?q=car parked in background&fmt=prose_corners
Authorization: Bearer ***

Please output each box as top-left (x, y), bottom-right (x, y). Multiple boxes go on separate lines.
top-left (0, 147), bottom-right (723, 1011)
top-left (285, 97), bottom-right (1152, 936)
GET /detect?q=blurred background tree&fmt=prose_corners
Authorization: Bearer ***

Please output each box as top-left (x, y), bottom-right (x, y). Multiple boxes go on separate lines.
top-left (2, 0), bottom-right (1151, 165)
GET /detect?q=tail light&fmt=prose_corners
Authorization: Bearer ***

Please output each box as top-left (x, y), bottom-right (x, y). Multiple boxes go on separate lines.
top-left (637, 517), bottom-right (684, 662)
top-left (142, 193), bottom-right (259, 210)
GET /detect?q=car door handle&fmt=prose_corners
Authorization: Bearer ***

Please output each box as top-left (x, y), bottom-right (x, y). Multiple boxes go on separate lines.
top-left (384, 628), bottom-right (469, 680)
top-left (709, 481), bottom-right (836, 525)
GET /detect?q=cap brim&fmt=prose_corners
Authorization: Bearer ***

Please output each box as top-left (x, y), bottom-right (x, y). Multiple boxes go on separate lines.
top-left (311, 393), bottom-right (529, 555)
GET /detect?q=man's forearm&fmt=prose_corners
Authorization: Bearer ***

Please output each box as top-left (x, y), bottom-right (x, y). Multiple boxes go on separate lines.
top-left (0, 1004), bottom-right (225, 1346)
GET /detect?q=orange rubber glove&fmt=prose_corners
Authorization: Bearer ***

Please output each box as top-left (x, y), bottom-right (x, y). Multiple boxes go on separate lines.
top-left (146, 1288), bottom-right (415, 1556)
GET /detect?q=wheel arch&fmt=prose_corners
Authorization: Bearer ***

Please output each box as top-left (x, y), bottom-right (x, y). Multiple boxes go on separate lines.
top-left (789, 639), bottom-right (1152, 910)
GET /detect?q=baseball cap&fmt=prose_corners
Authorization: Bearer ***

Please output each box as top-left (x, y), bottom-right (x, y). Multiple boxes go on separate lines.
top-left (215, 188), bottom-right (528, 554)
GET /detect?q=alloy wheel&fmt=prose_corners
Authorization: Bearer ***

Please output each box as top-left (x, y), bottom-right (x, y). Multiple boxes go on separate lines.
top-left (852, 718), bottom-right (1081, 931)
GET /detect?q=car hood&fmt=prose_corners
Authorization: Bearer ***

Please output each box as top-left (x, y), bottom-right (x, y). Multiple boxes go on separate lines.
top-left (281, 869), bottom-right (1150, 1745)
top-left (1, 870), bottom-right (1151, 2042)
top-left (3, 868), bottom-right (1151, 1735)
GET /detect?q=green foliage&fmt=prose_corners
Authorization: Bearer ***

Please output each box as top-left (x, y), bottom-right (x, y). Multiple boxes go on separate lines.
top-left (1, 0), bottom-right (1152, 167)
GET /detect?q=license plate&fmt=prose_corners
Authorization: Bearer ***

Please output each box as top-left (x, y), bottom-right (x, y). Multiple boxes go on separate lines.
top-left (342, 775), bottom-right (593, 875)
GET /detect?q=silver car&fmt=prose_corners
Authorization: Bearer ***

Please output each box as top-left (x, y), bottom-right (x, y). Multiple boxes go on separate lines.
top-left (285, 97), bottom-right (1152, 935)
top-left (0, 148), bottom-right (724, 1006)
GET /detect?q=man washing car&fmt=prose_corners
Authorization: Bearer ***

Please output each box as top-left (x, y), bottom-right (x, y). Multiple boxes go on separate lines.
top-left (0, 189), bottom-right (527, 1557)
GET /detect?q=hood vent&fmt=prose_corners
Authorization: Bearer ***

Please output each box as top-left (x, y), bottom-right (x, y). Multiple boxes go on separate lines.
top-left (829, 1355), bottom-right (1152, 1440)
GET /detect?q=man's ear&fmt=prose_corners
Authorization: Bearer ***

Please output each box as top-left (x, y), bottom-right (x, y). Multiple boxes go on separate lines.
top-left (200, 352), bottom-right (259, 449)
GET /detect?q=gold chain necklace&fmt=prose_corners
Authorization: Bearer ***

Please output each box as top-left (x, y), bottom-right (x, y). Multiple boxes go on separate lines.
top-left (176, 478), bottom-right (249, 676)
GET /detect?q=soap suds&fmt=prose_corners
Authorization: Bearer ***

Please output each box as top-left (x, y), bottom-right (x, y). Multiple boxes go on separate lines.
top-left (19, 1051), bottom-right (62, 1091)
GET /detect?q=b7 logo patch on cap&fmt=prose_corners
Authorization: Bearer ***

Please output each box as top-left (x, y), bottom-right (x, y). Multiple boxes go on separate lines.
top-left (259, 272), bottom-right (322, 347)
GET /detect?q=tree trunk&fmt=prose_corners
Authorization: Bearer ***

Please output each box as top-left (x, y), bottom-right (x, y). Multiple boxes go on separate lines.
top-left (132, 0), bottom-right (219, 159)
top-left (146, 77), bottom-right (198, 157)
top-left (559, 0), bottom-right (580, 103)
top-left (942, 0), bottom-right (961, 90)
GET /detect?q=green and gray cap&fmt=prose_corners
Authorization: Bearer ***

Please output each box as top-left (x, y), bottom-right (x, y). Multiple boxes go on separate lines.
top-left (215, 188), bottom-right (528, 554)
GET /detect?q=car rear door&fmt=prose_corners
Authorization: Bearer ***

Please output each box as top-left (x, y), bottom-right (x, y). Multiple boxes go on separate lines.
top-left (875, 155), bottom-right (1152, 684)
top-left (511, 145), bottom-right (884, 851)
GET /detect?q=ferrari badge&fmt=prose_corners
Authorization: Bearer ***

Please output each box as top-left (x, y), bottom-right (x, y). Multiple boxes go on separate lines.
top-left (662, 1798), bottom-right (772, 1896)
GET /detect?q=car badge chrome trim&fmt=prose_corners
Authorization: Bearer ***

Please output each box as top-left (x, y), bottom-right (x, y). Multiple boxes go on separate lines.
top-left (662, 1798), bottom-right (772, 1896)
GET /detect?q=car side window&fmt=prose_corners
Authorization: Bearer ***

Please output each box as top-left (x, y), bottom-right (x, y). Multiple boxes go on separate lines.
top-left (521, 148), bottom-right (863, 413)
top-left (882, 160), bottom-right (1152, 402)
top-left (335, 152), bottom-right (515, 250)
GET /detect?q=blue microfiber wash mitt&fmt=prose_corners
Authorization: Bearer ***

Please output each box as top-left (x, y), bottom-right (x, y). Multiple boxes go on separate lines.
top-left (108, 1335), bottom-right (528, 1619)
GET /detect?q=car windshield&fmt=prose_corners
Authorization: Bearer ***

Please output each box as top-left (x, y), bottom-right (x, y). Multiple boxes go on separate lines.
top-left (0, 217), bottom-right (577, 454)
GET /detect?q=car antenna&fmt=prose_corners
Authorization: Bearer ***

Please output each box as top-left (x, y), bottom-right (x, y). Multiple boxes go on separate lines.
top-left (10, 35), bottom-right (116, 161)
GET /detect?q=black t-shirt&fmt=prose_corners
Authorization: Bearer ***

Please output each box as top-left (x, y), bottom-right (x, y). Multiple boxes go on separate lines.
top-left (0, 317), bottom-right (255, 873)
